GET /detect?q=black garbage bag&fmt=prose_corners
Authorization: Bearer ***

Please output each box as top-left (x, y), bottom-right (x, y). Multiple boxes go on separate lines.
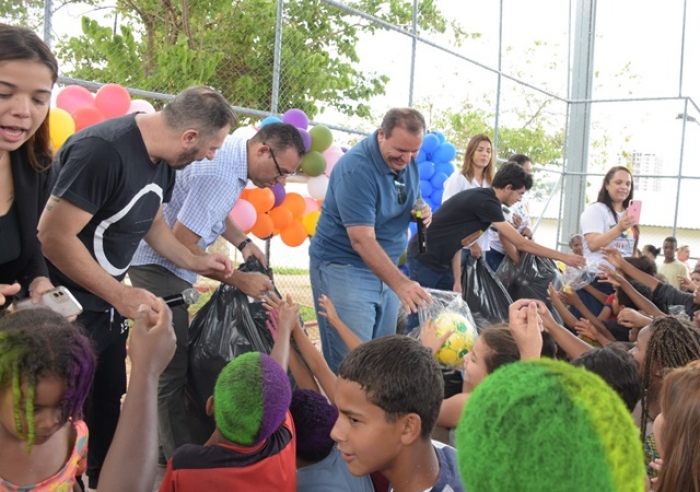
top-left (461, 256), bottom-right (512, 330)
top-left (185, 256), bottom-right (276, 443)
top-left (498, 253), bottom-right (564, 325)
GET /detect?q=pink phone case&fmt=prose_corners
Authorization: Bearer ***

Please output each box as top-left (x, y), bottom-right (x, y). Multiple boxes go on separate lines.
top-left (627, 200), bottom-right (642, 225)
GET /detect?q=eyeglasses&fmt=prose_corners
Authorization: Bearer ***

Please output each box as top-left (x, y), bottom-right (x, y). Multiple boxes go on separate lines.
top-left (265, 142), bottom-right (296, 178)
top-left (394, 175), bottom-right (407, 204)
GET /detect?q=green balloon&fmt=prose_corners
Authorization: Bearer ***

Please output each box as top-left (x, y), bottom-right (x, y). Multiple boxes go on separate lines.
top-left (309, 125), bottom-right (333, 153)
top-left (300, 151), bottom-right (326, 177)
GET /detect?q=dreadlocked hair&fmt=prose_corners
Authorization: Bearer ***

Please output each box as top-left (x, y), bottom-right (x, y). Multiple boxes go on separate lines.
top-left (639, 316), bottom-right (700, 439)
top-left (0, 309), bottom-right (95, 451)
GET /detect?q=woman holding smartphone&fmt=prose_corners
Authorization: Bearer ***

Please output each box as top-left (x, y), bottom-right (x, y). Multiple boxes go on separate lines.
top-left (0, 24), bottom-right (59, 310)
top-left (576, 166), bottom-right (637, 316)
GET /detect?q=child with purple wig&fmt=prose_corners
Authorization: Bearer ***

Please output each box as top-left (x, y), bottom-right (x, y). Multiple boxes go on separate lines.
top-left (0, 308), bottom-right (96, 491)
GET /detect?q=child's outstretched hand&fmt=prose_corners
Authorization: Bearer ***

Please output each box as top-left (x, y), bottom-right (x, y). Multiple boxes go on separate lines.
top-left (277, 294), bottom-right (299, 339)
top-left (419, 318), bottom-right (452, 356)
top-left (573, 318), bottom-right (599, 341)
top-left (558, 286), bottom-right (582, 307)
top-left (318, 295), bottom-right (341, 329)
top-left (508, 299), bottom-right (543, 360)
top-left (130, 298), bottom-right (176, 377)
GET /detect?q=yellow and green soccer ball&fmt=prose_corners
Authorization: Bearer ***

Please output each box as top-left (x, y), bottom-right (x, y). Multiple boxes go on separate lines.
top-left (433, 312), bottom-right (478, 368)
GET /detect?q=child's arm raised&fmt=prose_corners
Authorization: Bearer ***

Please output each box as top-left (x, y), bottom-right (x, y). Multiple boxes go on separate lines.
top-left (318, 295), bottom-right (362, 351)
top-left (269, 295), bottom-right (298, 372)
top-left (535, 298), bottom-right (594, 360)
top-left (291, 324), bottom-right (338, 404)
top-left (547, 282), bottom-right (579, 330)
top-left (100, 299), bottom-right (176, 492)
top-left (509, 299), bottom-right (543, 360)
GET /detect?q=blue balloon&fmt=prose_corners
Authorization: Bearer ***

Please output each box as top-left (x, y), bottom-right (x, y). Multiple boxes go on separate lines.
top-left (431, 188), bottom-right (444, 206)
top-left (409, 222), bottom-right (418, 237)
top-left (260, 116), bottom-right (282, 128)
top-left (423, 198), bottom-right (435, 213)
top-left (433, 142), bottom-right (457, 163)
top-left (435, 161), bottom-right (455, 176)
top-left (432, 131), bottom-right (446, 144)
top-left (421, 133), bottom-right (440, 154)
top-left (420, 179), bottom-right (434, 198)
top-left (430, 171), bottom-right (448, 189)
top-left (417, 149), bottom-right (427, 162)
top-left (419, 160), bottom-right (435, 180)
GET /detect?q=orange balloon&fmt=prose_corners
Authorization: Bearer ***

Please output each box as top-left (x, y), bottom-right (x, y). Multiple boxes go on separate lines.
top-left (247, 188), bottom-right (275, 214)
top-left (280, 221), bottom-right (308, 247)
top-left (72, 106), bottom-right (105, 131)
top-left (269, 206), bottom-right (293, 231)
top-left (251, 213), bottom-right (274, 239)
top-left (282, 192), bottom-right (306, 219)
top-left (239, 188), bottom-right (251, 200)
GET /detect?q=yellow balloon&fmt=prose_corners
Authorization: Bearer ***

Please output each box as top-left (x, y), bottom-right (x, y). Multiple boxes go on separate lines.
top-left (302, 210), bottom-right (321, 236)
top-left (49, 107), bottom-right (76, 150)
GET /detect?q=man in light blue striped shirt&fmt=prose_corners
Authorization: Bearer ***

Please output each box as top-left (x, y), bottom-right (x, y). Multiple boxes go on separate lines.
top-left (129, 122), bottom-right (305, 460)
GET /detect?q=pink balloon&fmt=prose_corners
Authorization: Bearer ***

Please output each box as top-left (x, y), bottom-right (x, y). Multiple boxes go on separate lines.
top-left (128, 99), bottom-right (156, 114)
top-left (303, 196), bottom-right (320, 215)
top-left (56, 85), bottom-right (95, 114)
top-left (95, 84), bottom-right (132, 119)
top-left (229, 199), bottom-right (257, 232)
top-left (323, 147), bottom-right (343, 177)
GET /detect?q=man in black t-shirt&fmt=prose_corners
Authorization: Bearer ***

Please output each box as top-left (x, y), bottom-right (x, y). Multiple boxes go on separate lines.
top-left (37, 86), bottom-right (237, 488)
top-left (407, 162), bottom-right (585, 295)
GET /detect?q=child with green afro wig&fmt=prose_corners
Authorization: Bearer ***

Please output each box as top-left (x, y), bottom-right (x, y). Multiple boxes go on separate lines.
top-left (456, 358), bottom-right (646, 492)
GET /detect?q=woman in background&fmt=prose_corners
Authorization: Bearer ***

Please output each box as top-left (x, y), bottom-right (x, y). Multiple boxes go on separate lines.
top-left (441, 133), bottom-right (495, 260)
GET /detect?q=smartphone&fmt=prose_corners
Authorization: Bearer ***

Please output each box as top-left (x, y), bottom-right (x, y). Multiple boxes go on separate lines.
top-left (15, 286), bottom-right (83, 318)
top-left (627, 200), bottom-right (642, 225)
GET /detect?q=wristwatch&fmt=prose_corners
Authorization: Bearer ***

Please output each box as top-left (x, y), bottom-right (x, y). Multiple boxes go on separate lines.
top-left (237, 238), bottom-right (252, 251)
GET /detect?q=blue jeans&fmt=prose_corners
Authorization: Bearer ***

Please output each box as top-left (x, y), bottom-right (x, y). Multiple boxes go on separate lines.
top-left (485, 249), bottom-right (505, 272)
top-left (405, 256), bottom-right (454, 333)
top-left (310, 258), bottom-right (400, 374)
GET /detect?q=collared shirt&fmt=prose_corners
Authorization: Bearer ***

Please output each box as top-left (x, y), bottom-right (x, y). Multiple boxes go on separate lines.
top-left (310, 130), bottom-right (420, 268)
top-left (131, 133), bottom-right (248, 283)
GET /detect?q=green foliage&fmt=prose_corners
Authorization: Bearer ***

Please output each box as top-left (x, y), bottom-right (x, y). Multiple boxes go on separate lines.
top-left (0, 0), bottom-right (44, 30)
top-left (54, 0), bottom-right (461, 119)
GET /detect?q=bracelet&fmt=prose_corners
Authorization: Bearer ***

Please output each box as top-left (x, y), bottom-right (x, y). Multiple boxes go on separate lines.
top-left (237, 238), bottom-right (252, 251)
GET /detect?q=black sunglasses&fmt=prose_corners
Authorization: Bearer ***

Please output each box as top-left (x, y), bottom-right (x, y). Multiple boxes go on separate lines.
top-left (393, 175), bottom-right (407, 204)
top-left (265, 142), bottom-right (296, 178)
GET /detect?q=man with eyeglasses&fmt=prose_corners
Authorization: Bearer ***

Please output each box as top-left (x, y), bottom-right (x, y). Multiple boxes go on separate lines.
top-left (309, 107), bottom-right (433, 374)
top-left (406, 162), bottom-right (586, 320)
top-left (128, 121), bottom-right (305, 461)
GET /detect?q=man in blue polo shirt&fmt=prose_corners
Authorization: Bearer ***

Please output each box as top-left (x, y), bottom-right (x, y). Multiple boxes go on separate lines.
top-left (309, 108), bottom-right (432, 373)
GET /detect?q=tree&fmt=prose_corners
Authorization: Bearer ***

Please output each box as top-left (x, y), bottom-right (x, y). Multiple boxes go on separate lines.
top-left (1, 1), bottom-right (45, 32)
top-left (55, 0), bottom-right (465, 119)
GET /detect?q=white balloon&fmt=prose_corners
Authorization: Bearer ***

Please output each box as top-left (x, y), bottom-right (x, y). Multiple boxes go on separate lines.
top-left (128, 99), bottom-right (156, 114)
top-left (232, 126), bottom-right (258, 140)
top-left (307, 175), bottom-right (329, 201)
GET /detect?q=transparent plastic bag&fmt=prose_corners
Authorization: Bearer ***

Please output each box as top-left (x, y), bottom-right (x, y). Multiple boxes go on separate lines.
top-left (561, 262), bottom-right (599, 292)
top-left (417, 288), bottom-right (477, 329)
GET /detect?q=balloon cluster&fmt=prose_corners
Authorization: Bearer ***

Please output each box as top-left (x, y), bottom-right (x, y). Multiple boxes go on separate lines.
top-left (408, 131), bottom-right (457, 239)
top-left (49, 84), bottom-right (156, 150)
top-left (229, 108), bottom-right (347, 247)
top-left (258, 108), bottom-right (345, 202)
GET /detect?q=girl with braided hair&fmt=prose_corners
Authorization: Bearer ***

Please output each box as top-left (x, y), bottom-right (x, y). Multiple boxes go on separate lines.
top-left (0, 308), bottom-right (95, 490)
top-left (630, 316), bottom-right (700, 478)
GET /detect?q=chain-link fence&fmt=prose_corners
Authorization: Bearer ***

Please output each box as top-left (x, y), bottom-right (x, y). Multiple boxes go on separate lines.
top-left (7, 0), bottom-right (700, 320)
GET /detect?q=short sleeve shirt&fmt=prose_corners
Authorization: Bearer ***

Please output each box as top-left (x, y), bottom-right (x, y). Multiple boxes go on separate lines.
top-left (310, 130), bottom-right (420, 267)
top-left (407, 187), bottom-right (504, 271)
top-left (580, 202), bottom-right (635, 269)
top-left (131, 133), bottom-right (248, 283)
top-left (442, 172), bottom-right (490, 251)
top-left (48, 115), bottom-right (175, 311)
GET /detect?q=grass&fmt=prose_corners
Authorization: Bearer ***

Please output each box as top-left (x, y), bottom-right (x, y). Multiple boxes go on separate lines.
top-left (299, 304), bottom-right (317, 323)
top-left (272, 266), bottom-right (309, 275)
